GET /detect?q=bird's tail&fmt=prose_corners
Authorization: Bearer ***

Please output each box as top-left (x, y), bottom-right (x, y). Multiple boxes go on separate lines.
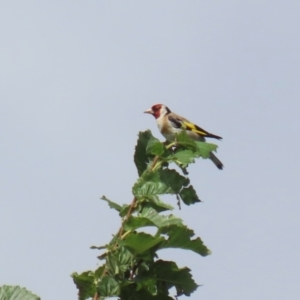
top-left (210, 152), bottom-right (223, 170)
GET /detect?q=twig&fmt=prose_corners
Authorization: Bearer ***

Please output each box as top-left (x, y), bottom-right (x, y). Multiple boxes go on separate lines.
top-left (118, 154), bottom-right (161, 237)
top-left (130, 259), bottom-right (143, 279)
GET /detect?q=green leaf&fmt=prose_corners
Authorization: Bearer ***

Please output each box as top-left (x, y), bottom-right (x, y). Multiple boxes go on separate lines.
top-left (119, 204), bottom-right (131, 217)
top-left (94, 265), bottom-right (107, 278)
top-left (195, 141), bottom-right (218, 159)
top-left (179, 185), bottom-right (201, 205)
top-left (106, 246), bottom-right (133, 275)
top-left (134, 130), bottom-right (154, 176)
top-left (172, 131), bottom-right (219, 160)
top-left (122, 232), bottom-right (164, 255)
top-left (170, 149), bottom-right (195, 167)
top-left (0, 285), bottom-right (40, 300)
top-left (143, 196), bottom-right (174, 212)
top-left (136, 280), bottom-right (158, 296)
top-left (100, 195), bottom-right (122, 212)
top-left (146, 136), bottom-right (165, 156)
top-left (175, 131), bottom-right (198, 150)
top-left (124, 207), bottom-right (183, 231)
top-left (133, 172), bottom-right (160, 198)
top-left (133, 169), bottom-right (189, 198)
top-left (159, 169), bottom-right (189, 194)
top-left (120, 283), bottom-right (174, 300)
top-left (159, 225), bottom-right (211, 256)
top-left (97, 275), bottom-right (119, 297)
top-left (120, 260), bottom-right (198, 298)
top-left (72, 270), bottom-right (98, 300)
top-left (152, 260), bottom-right (198, 296)
top-left (124, 216), bottom-right (156, 231)
top-left (100, 196), bottom-right (131, 217)
top-left (140, 206), bottom-right (183, 228)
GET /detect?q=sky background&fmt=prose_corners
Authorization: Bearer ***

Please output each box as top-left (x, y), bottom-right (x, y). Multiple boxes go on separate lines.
top-left (1, 1), bottom-right (300, 299)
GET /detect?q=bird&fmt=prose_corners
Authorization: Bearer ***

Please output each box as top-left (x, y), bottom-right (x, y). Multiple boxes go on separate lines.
top-left (144, 104), bottom-right (223, 170)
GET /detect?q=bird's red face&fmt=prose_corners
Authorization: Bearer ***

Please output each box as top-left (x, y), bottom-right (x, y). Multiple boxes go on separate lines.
top-left (144, 104), bottom-right (170, 119)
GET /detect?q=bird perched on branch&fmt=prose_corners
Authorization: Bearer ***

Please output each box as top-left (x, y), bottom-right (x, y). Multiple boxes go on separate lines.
top-left (144, 104), bottom-right (223, 170)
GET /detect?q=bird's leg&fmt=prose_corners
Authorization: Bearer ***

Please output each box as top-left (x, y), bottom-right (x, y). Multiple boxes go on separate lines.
top-left (174, 137), bottom-right (178, 147)
top-left (164, 140), bottom-right (177, 153)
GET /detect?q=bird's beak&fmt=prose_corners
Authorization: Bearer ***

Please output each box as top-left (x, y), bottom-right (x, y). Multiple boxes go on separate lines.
top-left (144, 108), bottom-right (153, 114)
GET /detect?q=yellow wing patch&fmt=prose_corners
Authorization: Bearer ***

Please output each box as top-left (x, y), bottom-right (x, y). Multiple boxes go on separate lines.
top-left (182, 120), bottom-right (208, 136)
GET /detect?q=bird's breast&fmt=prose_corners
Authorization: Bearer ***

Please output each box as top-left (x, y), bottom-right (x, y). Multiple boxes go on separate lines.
top-left (156, 117), bottom-right (177, 141)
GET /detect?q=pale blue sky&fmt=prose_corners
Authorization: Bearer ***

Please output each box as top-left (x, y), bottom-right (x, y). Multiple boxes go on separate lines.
top-left (1, 1), bottom-right (300, 299)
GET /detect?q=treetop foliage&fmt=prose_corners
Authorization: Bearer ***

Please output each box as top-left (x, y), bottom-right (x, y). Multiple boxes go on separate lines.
top-left (72, 130), bottom-right (219, 300)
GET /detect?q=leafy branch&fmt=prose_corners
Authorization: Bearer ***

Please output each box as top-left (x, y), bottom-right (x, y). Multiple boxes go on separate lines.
top-left (72, 130), bottom-right (219, 300)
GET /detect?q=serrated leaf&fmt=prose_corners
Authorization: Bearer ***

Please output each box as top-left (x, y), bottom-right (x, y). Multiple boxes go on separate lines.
top-left (119, 204), bottom-right (131, 217)
top-left (195, 141), bottom-right (218, 159)
top-left (135, 277), bottom-right (158, 294)
top-left (132, 171), bottom-right (160, 197)
top-left (124, 207), bottom-right (182, 231)
top-left (0, 285), bottom-right (40, 300)
top-left (152, 260), bottom-right (198, 296)
top-left (97, 275), bottom-right (119, 297)
top-left (170, 149), bottom-right (195, 167)
top-left (144, 196), bottom-right (174, 211)
top-left (175, 131), bottom-right (198, 150)
top-left (122, 232), bottom-right (164, 255)
top-left (123, 216), bottom-right (156, 231)
top-left (94, 265), bottom-right (106, 278)
top-left (140, 206), bottom-right (183, 228)
top-left (120, 283), bottom-right (174, 300)
top-left (159, 169), bottom-right (189, 194)
top-left (173, 131), bottom-right (219, 160)
top-left (106, 246), bottom-right (133, 275)
top-left (100, 196), bottom-right (122, 212)
top-left (159, 225), bottom-right (211, 256)
top-left (133, 169), bottom-right (189, 198)
top-left (146, 137), bottom-right (165, 156)
top-left (134, 131), bottom-right (154, 176)
top-left (179, 185), bottom-right (201, 205)
top-left (100, 196), bottom-right (130, 217)
top-left (72, 270), bottom-right (98, 300)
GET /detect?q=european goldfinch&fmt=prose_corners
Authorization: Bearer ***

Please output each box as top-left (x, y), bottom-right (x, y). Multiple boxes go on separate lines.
top-left (144, 104), bottom-right (223, 170)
